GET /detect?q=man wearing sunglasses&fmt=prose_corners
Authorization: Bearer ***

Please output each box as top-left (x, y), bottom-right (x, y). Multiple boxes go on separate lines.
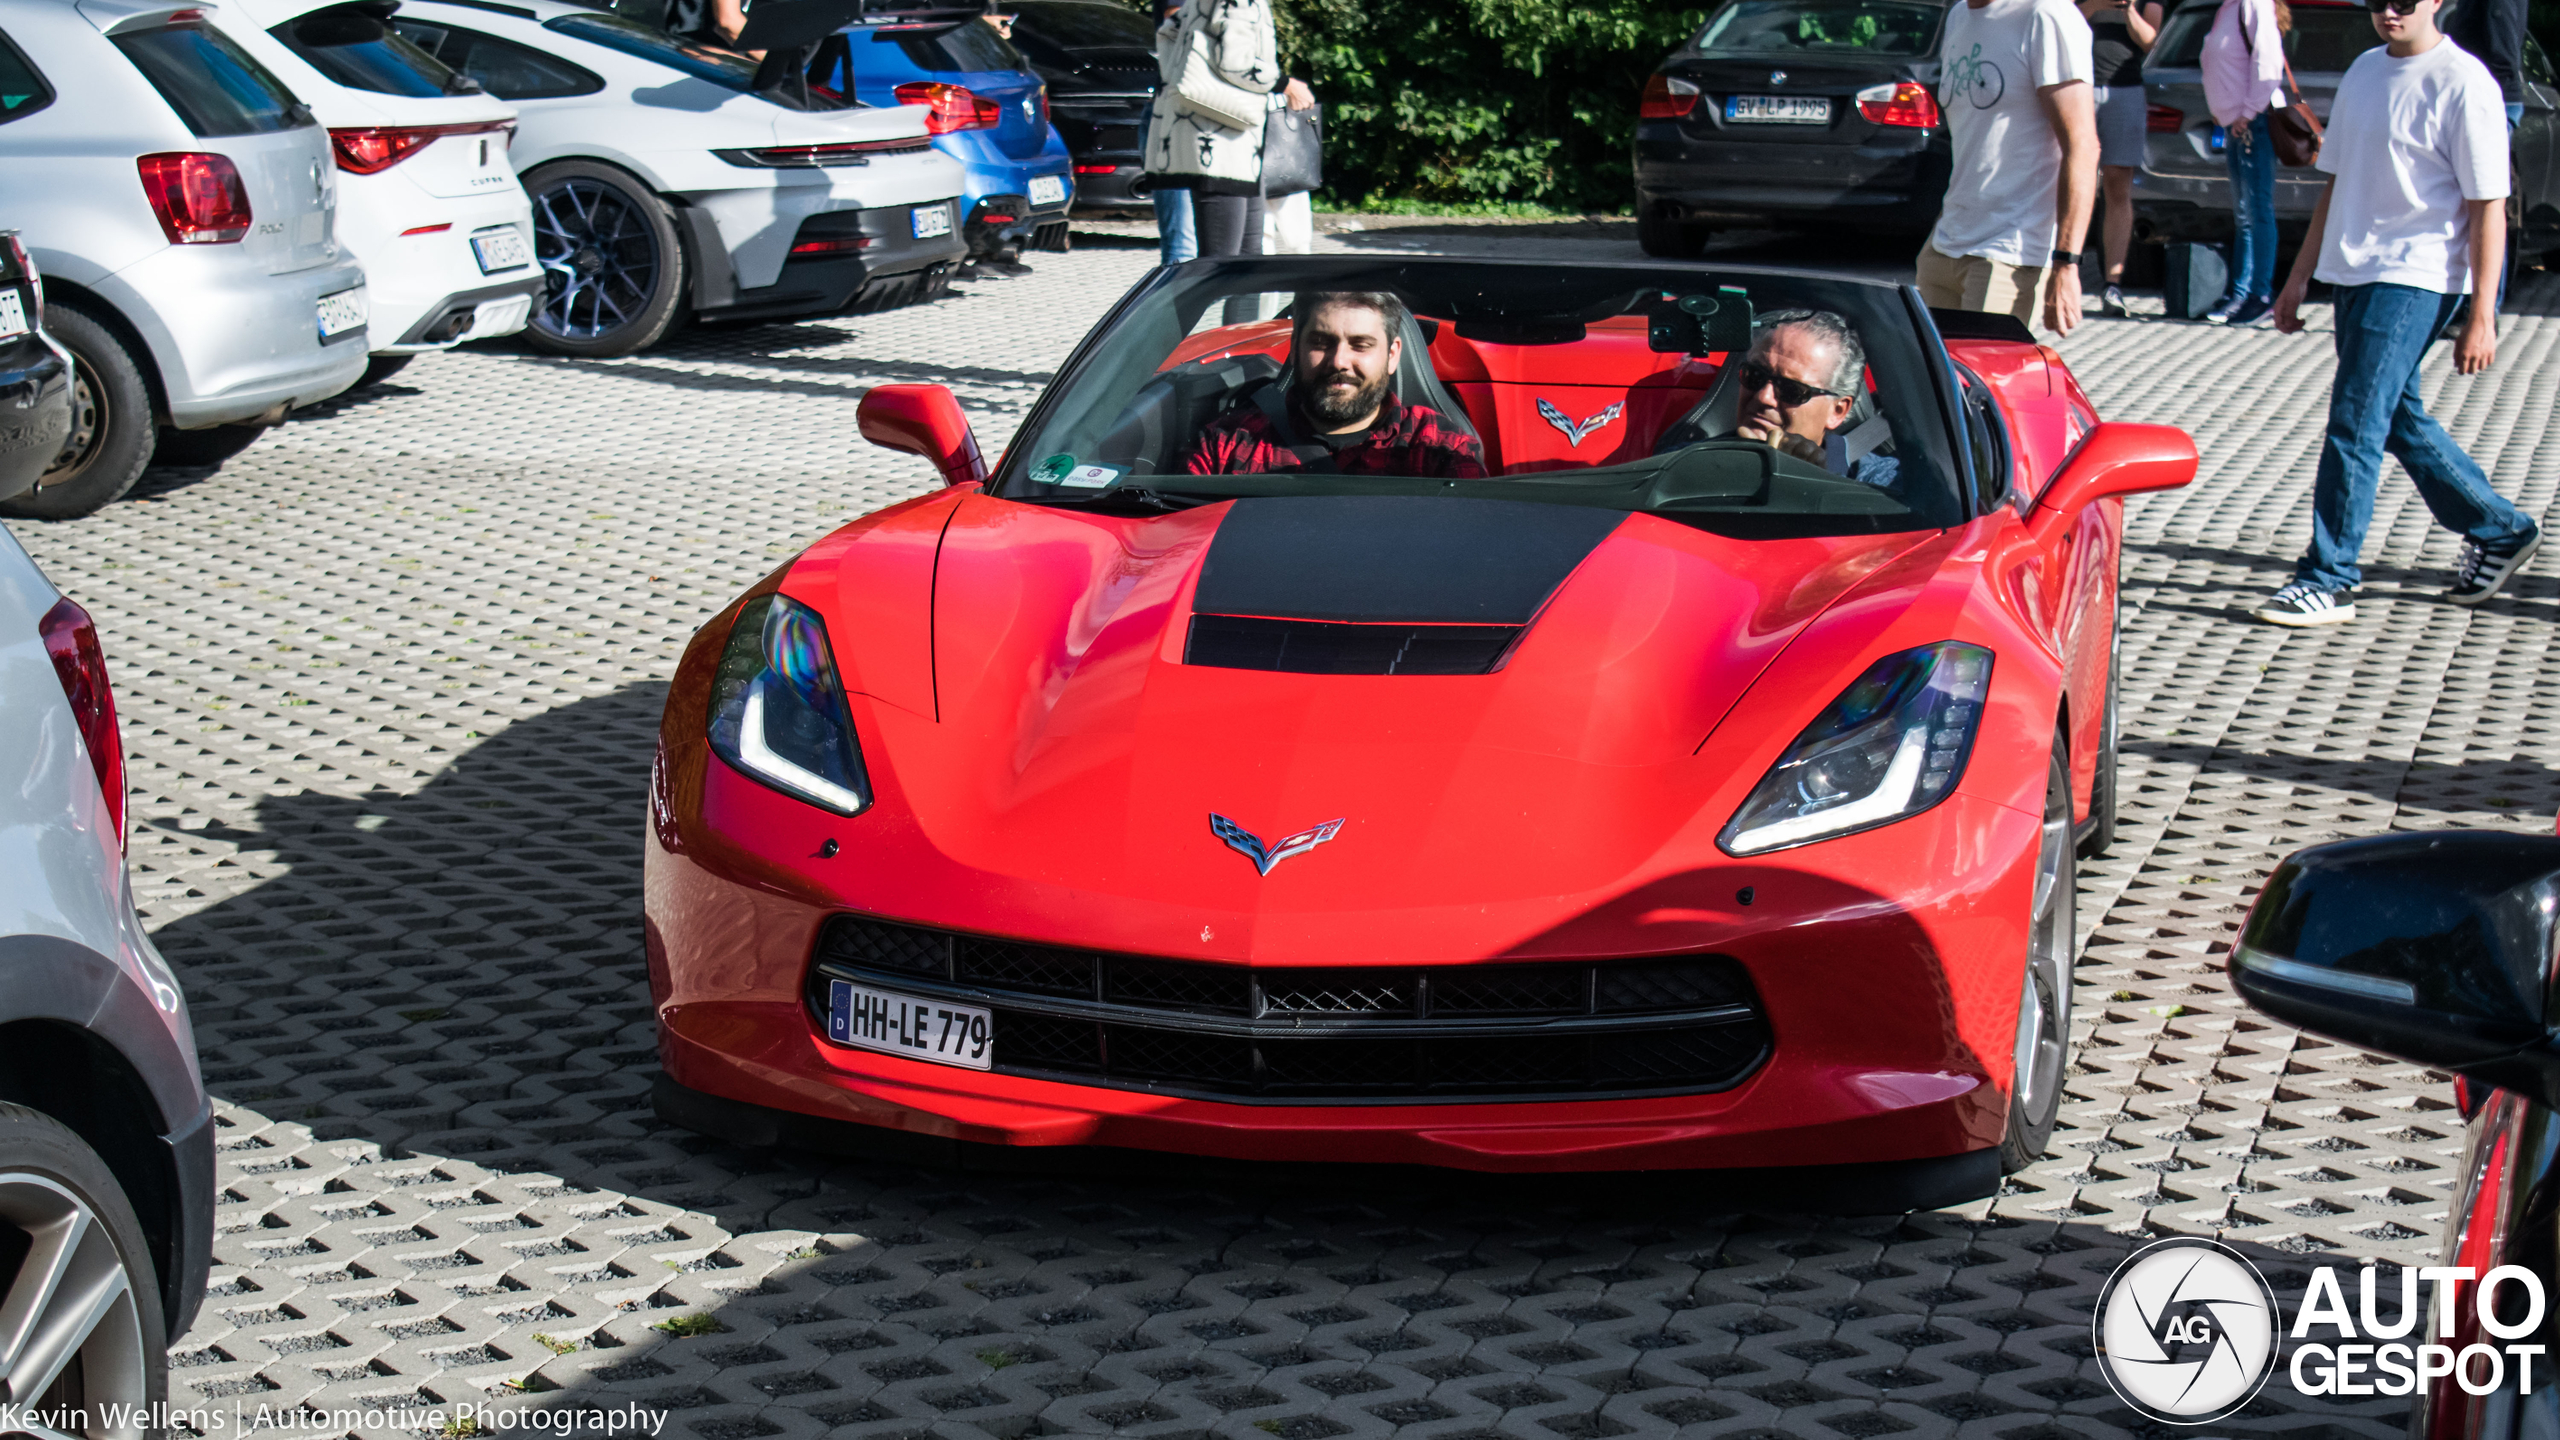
top-left (1725, 310), bottom-right (1900, 489)
top-left (2256, 0), bottom-right (2539, 625)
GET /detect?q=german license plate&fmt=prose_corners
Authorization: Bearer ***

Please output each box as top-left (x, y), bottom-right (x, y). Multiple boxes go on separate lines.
top-left (470, 226), bottom-right (530, 273)
top-left (825, 978), bottom-right (992, 1070)
top-left (316, 287), bottom-right (367, 341)
top-left (912, 204), bottom-right (953, 240)
top-left (1727, 94), bottom-right (1829, 124)
top-left (1027, 173), bottom-right (1067, 207)
top-left (0, 289), bottom-right (24, 341)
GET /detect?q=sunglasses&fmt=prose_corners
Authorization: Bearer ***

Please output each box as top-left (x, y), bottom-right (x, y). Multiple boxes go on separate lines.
top-left (1736, 360), bottom-right (1847, 409)
top-left (2365, 0), bottom-right (2421, 14)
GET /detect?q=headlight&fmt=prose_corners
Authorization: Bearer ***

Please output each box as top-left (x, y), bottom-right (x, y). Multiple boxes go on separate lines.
top-left (1719, 642), bottom-right (1993, 855)
top-left (707, 593), bottom-right (871, 816)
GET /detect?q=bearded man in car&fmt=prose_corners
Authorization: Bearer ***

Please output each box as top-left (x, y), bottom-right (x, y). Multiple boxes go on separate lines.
top-left (1184, 291), bottom-right (1487, 478)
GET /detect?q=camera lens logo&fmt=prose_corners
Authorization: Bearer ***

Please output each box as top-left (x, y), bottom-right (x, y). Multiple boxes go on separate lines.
top-left (2094, 1238), bottom-right (2281, 1424)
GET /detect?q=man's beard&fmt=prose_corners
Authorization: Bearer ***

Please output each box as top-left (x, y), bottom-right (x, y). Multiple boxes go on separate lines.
top-left (1301, 366), bottom-right (1392, 427)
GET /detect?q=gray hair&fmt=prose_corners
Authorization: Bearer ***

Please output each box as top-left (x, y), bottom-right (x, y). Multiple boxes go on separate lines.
top-left (1752, 308), bottom-right (1865, 398)
top-left (1292, 290), bottom-right (1411, 348)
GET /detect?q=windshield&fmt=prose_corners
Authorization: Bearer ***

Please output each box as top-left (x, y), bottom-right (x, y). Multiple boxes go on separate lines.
top-left (2152, 1), bottom-right (2382, 69)
top-left (1009, 1), bottom-right (1157, 49)
top-left (859, 21), bottom-right (1025, 72)
top-left (993, 258), bottom-right (1963, 540)
top-left (546, 11), bottom-right (758, 86)
top-left (1694, 0), bottom-right (1945, 56)
top-left (114, 21), bottom-right (308, 136)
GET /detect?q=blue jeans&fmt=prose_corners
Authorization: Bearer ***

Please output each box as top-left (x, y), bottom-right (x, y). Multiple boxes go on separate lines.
top-left (2296, 282), bottom-right (2539, 592)
top-left (2224, 112), bottom-right (2276, 302)
top-left (1153, 188), bottom-right (1196, 266)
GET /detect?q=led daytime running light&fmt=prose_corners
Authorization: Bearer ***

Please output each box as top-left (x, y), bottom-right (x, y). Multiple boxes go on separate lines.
top-left (1720, 642), bottom-right (1993, 855)
top-left (706, 593), bottom-right (871, 817)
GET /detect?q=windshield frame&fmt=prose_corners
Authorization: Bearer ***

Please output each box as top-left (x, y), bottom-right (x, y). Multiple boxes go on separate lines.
top-left (988, 256), bottom-right (1975, 538)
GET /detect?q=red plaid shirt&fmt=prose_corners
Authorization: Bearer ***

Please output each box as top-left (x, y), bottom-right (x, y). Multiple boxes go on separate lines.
top-left (1183, 392), bottom-right (1488, 479)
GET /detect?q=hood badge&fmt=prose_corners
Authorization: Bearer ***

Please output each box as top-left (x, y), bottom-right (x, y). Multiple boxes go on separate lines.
top-left (1210, 813), bottom-right (1344, 876)
top-left (1538, 398), bottom-right (1624, 448)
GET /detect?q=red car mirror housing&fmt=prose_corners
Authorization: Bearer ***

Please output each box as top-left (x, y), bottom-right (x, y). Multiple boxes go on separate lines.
top-left (858, 383), bottom-right (986, 487)
top-left (2029, 421), bottom-right (2195, 541)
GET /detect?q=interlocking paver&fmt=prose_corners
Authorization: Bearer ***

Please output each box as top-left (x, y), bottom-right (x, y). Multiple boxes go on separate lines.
top-left (15, 228), bottom-right (2560, 1439)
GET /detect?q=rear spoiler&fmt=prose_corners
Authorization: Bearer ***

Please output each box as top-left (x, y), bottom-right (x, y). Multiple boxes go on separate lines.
top-left (736, 0), bottom-right (988, 51)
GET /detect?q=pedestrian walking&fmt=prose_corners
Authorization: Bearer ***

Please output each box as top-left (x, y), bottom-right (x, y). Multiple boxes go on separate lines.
top-left (1919, 0), bottom-right (2099, 336)
top-left (2199, 0), bottom-right (2288, 325)
top-left (1142, 0), bottom-right (1313, 259)
top-left (1145, 0), bottom-right (1198, 264)
top-left (2255, 0), bottom-right (2536, 626)
top-left (2083, 0), bottom-right (2163, 315)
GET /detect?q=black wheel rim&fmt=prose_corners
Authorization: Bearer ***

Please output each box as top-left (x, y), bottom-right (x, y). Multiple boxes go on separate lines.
top-left (532, 178), bottom-right (659, 341)
top-left (41, 368), bottom-right (102, 487)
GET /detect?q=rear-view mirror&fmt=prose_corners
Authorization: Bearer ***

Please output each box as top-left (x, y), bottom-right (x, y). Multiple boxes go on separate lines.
top-left (1647, 287), bottom-right (1754, 356)
top-left (2232, 832), bottom-right (2560, 1107)
top-left (857, 383), bottom-right (985, 488)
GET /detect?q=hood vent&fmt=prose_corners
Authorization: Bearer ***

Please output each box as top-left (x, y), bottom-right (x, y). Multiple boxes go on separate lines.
top-left (1185, 614), bottom-right (1520, 676)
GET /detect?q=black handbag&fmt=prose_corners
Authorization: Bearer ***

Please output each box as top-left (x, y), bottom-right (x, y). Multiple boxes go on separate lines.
top-left (1260, 101), bottom-right (1323, 196)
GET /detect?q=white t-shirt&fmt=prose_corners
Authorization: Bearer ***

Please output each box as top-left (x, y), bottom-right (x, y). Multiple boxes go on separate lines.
top-left (1930, 0), bottom-right (2094, 266)
top-left (2314, 38), bottom-right (2510, 293)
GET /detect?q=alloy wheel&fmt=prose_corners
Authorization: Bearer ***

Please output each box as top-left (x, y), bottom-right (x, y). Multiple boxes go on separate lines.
top-left (2012, 767), bottom-right (2075, 1129)
top-left (532, 178), bottom-right (661, 342)
top-left (0, 1172), bottom-right (150, 1438)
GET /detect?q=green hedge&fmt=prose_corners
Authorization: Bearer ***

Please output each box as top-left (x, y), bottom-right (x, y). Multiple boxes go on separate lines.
top-left (1267, 0), bottom-right (1709, 213)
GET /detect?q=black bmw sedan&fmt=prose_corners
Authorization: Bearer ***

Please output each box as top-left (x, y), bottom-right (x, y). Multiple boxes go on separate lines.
top-left (1006, 0), bottom-right (1160, 213)
top-left (1632, 0), bottom-right (1954, 256)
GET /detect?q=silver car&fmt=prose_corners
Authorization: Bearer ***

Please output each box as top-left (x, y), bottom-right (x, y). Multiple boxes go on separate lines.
top-left (2134, 0), bottom-right (2560, 260)
top-left (0, 520), bottom-right (215, 1415)
top-left (0, 0), bottom-right (369, 520)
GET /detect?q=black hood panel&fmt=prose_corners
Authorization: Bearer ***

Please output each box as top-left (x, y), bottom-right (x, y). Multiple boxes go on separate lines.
top-left (1193, 496), bottom-right (1625, 625)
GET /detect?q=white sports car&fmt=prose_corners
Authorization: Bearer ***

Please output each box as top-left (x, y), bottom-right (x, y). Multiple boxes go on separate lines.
top-left (391, 0), bottom-right (968, 356)
top-left (211, 0), bottom-right (539, 389)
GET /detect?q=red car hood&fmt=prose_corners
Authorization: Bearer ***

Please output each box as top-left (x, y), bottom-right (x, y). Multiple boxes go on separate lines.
top-left (793, 492), bottom-right (1934, 954)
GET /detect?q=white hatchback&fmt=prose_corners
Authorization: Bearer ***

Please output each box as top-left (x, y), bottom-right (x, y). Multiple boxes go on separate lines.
top-left (391, 0), bottom-right (969, 357)
top-left (212, 0), bottom-right (538, 385)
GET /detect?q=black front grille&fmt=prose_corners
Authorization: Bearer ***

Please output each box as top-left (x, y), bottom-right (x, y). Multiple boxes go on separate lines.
top-left (807, 916), bottom-right (1770, 1104)
top-left (1185, 614), bottom-right (1522, 675)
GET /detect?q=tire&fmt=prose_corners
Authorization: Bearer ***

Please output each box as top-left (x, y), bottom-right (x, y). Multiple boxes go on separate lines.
top-left (357, 353), bottom-right (414, 388)
top-left (522, 160), bottom-right (687, 358)
top-left (0, 1103), bottom-right (169, 1429)
top-left (0, 306), bottom-right (152, 521)
top-left (151, 423), bottom-right (262, 469)
top-left (1637, 207), bottom-right (1710, 259)
top-left (2077, 608), bottom-right (2121, 859)
top-left (2001, 735), bottom-right (2076, 1173)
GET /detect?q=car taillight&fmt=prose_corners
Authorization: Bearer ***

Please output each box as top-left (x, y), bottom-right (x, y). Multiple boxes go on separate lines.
top-left (790, 235), bottom-right (870, 255)
top-left (894, 81), bottom-right (1002, 133)
top-left (4, 234), bottom-right (37, 329)
top-left (330, 120), bottom-right (512, 174)
top-left (1855, 80), bottom-right (1940, 127)
top-left (712, 137), bottom-right (928, 167)
top-left (1640, 73), bottom-right (1701, 119)
top-left (1073, 163), bottom-right (1117, 174)
top-left (135, 152), bottom-right (251, 245)
top-left (38, 597), bottom-right (124, 849)
top-left (2147, 104), bottom-right (2185, 133)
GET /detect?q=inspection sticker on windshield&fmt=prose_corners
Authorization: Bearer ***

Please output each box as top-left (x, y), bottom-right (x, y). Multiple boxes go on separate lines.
top-left (912, 204), bottom-right (953, 240)
top-left (0, 290), bottom-right (24, 342)
top-left (470, 226), bottom-right (531, 273)
top-left (825, 978), bottom-right (992, 1070)
top-left (316, 287), bottom-right (368, 342)
top-left (1028, 174), bottom-right (1068, 207)
top-left (1728, 94), bottom-right (1829, 124)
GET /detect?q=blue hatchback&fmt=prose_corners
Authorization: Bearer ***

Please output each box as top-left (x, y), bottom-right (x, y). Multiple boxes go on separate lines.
top-left (808, 17), bottom-right (1073, 263)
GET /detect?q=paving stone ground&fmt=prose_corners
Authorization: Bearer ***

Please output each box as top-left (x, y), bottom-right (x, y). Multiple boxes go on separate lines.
top-left (15, 226), bottom-right (2560, 1440)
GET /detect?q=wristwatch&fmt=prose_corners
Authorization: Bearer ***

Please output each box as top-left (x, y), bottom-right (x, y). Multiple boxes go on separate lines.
top-left (2050, 248), bottom-right (2083, 266)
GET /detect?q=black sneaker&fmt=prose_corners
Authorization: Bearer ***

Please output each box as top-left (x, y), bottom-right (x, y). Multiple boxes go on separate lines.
top-left (2252, 580), bottom-right (2358, 626)
top-left (2223, 294), bottom-right (2274, 326)
top-left (2448, 531), bottom-right (2542, 605)
top-left (2201, 293), bottom-right (2245, 325)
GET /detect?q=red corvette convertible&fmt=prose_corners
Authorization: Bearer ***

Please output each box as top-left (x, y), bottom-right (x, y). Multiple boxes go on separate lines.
top-left (645, 258), bottom-right (2196, 1204)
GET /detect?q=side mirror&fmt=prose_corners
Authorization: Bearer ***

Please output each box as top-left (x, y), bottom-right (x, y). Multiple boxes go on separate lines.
top-left (2231, 832), bottom-right (2560, 1107)
top-left (857, 383), bottom-right (986, 487)
top-left (2026, 421), bottom-right (2195, 543)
